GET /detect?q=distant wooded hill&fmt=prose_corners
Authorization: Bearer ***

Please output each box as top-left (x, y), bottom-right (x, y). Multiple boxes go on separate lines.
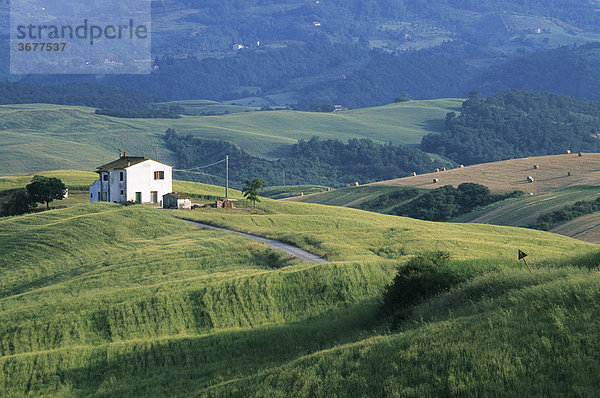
top-left (421, 90), bottom-right (600, 165)
top-left (164, 129), bottom-right (455, 188)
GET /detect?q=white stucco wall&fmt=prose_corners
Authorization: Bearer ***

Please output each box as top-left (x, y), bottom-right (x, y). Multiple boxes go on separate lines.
top-left (125, 160), bottom-right (172, 204)
top-left (89, 159), bottom-right (172, 204)
top-left (89, 180), bottom-right (101, 202)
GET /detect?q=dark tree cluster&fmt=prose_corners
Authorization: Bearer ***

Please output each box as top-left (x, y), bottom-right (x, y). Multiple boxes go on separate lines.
top-left (164, 129), bottom-right (452, 188)
top-left (0, 82), bottom-right (160, 109)
top-left (421, 90), bottom-right (600, 165)
top-left (392, 183), bottom-right (522, 221)
top-left (1, 176), bottom-right (66, 217)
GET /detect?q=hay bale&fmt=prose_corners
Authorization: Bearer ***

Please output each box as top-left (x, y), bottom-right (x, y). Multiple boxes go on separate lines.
top-left (527, 176), bottom-right (535, 183)
top-left (579, 152), bottom-right (583, 157)
top-left (566, 150), bottom-right (572, 154)
top-left (435, 168), bottom-right (440, 173)
top-left (433, 178), bottom-right (439, 183)
top-left (412, 172), bottom-right (417, 176)
top-left (442, 167), bottom-right (447, 172)
top-left (533, 165), bottom-right (539, 170)
top-left (459, 165), bottom-right (464, 168)
top-left (568, 172), bottom-right (572, 177)
top-left (354, 182), bottom-right (360, 187)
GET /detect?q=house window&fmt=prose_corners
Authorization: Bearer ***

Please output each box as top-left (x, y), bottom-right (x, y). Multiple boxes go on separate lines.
top-left (154, 171), bottom-right (165, 180)
top-left (120, 172), bottom-right (124, 181)
top-left (103, 174), bottom-right (108, 181)
top-left (120, 190), bottom-right (124, 195)
top-left (90, 193), bottom-right (93, 198)
top-left (151, 191), bottom-right (158, 204)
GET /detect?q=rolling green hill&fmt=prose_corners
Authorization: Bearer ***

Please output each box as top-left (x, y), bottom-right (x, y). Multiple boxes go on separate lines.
top-left (0, 99), bottom-right (462, 176)
top-left (0, 170), bottom-right (241, 199)
top-left (1, 173), bottom-right (599, 396)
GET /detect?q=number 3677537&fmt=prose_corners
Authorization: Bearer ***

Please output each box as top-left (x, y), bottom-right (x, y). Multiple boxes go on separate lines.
top-left (17, 43), bottom-right (67, 51)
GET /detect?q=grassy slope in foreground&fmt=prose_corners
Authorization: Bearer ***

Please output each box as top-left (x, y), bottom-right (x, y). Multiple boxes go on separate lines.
top-left (0, 99), bottom-right (462, 175)
top-left (207, 267), bottom-right (600, 397)
top-left (2, 189), bottom-right (599, 396)
top-left (0, 204), bottom-right (390, 396)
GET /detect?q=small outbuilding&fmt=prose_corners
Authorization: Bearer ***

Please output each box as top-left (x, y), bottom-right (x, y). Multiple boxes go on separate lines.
top-left (163, 192), bottom-right (192, 209)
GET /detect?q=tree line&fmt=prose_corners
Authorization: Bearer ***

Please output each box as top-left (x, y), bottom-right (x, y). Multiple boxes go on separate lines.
top-left (164, 129), bottom-right (453, 188)
top-left (421, 90), bottom-right (600, 165)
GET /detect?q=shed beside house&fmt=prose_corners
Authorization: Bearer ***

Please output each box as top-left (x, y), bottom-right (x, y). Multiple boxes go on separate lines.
top-left (163, 192), bottom-right (192, 209)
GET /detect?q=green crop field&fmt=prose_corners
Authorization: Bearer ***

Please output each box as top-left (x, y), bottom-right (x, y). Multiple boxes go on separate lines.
top-left (284, 185), bottom-right (415, 209)
top-left (457, 186), bottom-right (600, 227)
top-left (261, 185), bottom-right (331, 200)
top-left (0, 99), bottom-right (463, 175)
top-left (2, 174), bottom-right (600, 396)
top-left (155, 99), bottom-right (258, 115)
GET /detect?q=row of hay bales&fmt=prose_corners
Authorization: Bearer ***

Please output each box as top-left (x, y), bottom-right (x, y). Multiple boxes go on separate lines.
top-left (411, 164), bottom-right (466, 182)
top-left (420, 151), bottom-right (584, 184)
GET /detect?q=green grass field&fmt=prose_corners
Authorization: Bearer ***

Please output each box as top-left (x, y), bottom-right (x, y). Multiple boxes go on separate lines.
top-left (283, 185), bottom-right (419, 210)
top-left (456, 186), bottom-right (600, 227)
top-left (0, 99), bottom-right (463, 175)
top-left (2, 174), bottom-right (600, 396)
top-left (261, 185), bottom-right (332, 200)
top-left (155, 100), bottom-right (258, 115)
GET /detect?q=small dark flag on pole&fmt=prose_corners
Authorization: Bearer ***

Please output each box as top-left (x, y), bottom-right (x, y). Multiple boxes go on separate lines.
top-left (518, 250), bottom-right (527, 260)
top-left (518, 250), bottom-right (532, 272)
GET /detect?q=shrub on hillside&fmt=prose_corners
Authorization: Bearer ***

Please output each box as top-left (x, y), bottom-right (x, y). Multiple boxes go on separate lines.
top-left (383, 251), bottom-right (454, 315)
top-left (1, 190), bottom-right (36, 217)
top-left (392, 183), bottom-right (523, 221)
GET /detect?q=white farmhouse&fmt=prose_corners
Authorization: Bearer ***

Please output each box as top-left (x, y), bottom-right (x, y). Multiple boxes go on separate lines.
top-left (89, 153), bottom-right (173, 206)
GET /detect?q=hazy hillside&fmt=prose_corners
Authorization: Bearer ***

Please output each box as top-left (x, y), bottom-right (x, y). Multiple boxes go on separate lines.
top-left (0, 99), bottom-right (461, 177)
top-left (11, 1), bottom-right (600, 107)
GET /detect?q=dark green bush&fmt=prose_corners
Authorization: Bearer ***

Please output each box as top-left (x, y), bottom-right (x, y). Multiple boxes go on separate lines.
top-left (380, 251), bottom-right (496, 320)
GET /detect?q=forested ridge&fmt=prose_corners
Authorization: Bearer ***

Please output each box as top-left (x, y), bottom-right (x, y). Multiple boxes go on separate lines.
top-left (421, 90), bottom-right (600, 165)
top-left (164, 129), bottom-right (453, 188)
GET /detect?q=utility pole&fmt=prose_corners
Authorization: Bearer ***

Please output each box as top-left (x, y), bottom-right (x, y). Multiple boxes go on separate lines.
top-left (225, 155), bottom-right (229, 199)
top-left (155, 145), bottom-right (159, 161)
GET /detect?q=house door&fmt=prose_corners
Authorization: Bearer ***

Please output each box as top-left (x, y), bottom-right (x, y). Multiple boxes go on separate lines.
top-left (150, 191), bottom-right (158, 204)
top-left (135, 192), bottom-right (142, 203)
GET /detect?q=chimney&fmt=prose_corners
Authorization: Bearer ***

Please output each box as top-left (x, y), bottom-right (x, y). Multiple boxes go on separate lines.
top-left (123, 151), bottom-right (127, 157)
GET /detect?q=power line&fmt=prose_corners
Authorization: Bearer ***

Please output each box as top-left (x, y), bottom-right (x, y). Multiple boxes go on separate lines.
top-left (173, 158), bottom-right (226, 172)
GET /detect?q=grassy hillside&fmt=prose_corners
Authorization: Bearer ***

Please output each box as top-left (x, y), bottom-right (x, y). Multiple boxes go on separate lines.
top-left (551, 212), bottom-right (600, 244)
top-left (0, 99), bottom-right (462, 175)
top-left (206, 267), bottom-right (600, 396)
top-left (261, 185), bottom-right (331, 200)
top-left (0, 170), bottom-right (242, 200)
top-left (172, 199), bottom-right (595, 263)
top-left (1, 180), bottom-right (599, 396)
top-left (458, 186), bottom-right (600, 227)
top-left (283, 185), bottom-right (415, 210)
top-left (155, 100), bottom-right (258, 115)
